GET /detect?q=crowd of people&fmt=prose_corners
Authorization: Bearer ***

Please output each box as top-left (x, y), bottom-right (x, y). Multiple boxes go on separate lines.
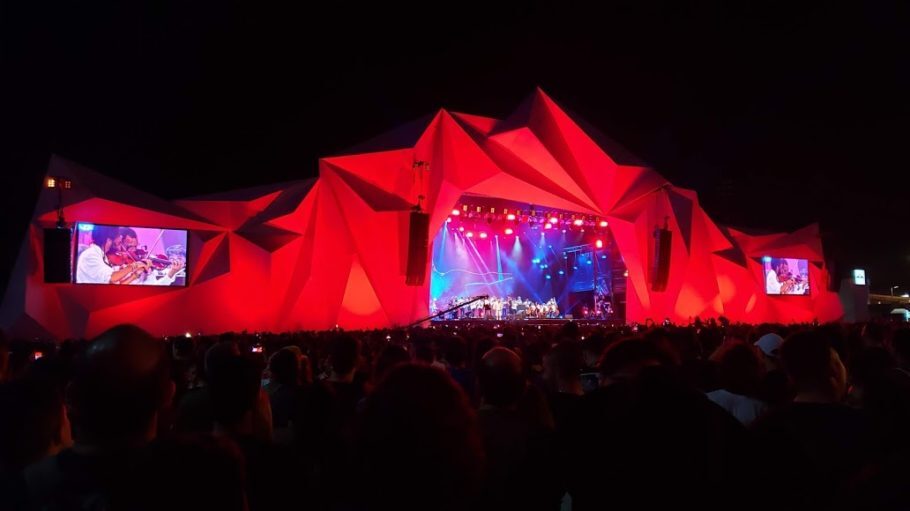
top-left (2, 318), bottom-right (910, 510)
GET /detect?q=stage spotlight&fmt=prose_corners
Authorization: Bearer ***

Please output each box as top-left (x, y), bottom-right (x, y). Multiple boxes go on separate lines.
top-left (458, 226), bottom-right (465, 232)
top-left (558, 270), bottom-right (565, 275)
top-left (452, 209), bottom-right (460, 216)
top-left (504, 228), bottom-right (514, 235)
top-left (479, 232), bottom-right (488, 239)
top-left (623, 270), bottom-right (629, 277)
top-left (46, 176), bottom-right (72, 190)
top-left (545, 223), bottom-right (553, 229)
top-left (531, 258), bottom-right (541, 264)
top-left (446, 217), bottom-right (452, 223)
top-left (595, 239), bottom-right (603, 248)
top-left (506, 213), bottom-right (516, 221)
top-left (573, 219), bottom-right (584, 226)
top-left (545, 274), bottom-right (552, 280)
top-left (599, 220), bottom-right (608, 228)
top-left (466, 231), bottom-right (474, 238)
top-left (549, 216), bottom-right (558, 224)
top-left (561, 229), bottom-right (567, 233)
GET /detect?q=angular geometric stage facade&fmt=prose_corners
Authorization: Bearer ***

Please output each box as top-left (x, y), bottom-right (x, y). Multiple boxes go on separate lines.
top-left (1, 89), bottom-right (843, 339)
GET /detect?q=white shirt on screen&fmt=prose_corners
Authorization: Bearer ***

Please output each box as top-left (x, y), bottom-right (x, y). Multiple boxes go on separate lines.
top-left (138, 271), bottom-right (177, 286)
top-left (75, 244), bottom-right (115, 284)
top-left (765, 270), bottom-right (781, 294)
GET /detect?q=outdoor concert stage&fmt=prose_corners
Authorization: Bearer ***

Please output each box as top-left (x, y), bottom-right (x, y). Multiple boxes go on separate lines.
top-left (1, 89), bottom-right (844, 339)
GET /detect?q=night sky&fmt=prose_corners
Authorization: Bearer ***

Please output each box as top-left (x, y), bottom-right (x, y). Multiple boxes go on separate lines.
top-left (3, 0), bottom-right (908, 295)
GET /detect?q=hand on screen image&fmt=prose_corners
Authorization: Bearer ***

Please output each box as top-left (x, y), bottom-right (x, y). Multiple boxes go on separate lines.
top-left (167, 259), bottom-right (185, 279)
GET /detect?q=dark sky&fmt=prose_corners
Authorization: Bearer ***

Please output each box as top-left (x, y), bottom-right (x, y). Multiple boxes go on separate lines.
top-left (3, 0), bottom-right (909, 295)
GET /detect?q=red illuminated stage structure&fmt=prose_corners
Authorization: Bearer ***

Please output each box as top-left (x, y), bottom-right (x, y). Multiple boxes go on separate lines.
top-left (1, 89), bottom-right (843, 339)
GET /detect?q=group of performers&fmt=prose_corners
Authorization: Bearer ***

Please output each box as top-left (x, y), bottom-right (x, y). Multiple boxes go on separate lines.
top-left (433, 296), bottom-right (561, 320)
top-left (765, 259), bottom-right (810, 295)
top-left (432, 291), bottom-right (617, 321)
top-left (581, 293), bottom-right (615, 319)
top-left (75, 224), bottom-right (186, 286)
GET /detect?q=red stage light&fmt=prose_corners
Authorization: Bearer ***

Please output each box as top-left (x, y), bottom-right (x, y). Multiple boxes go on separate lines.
top-left (545, 223), bottom-right (553, 229)
top-left (451, 209), bottom-right (460, 216)
top-left (479, 232), bottom-right (488, 239)
top-left (599, 220), bottom-right (608, 228)
top-left (595, 239), bottom-right (603, 248)
top-left (458, 226), bottom-right (464, 232)
top-left (504, 228), bottom-right (514, 235)
top-left (506, 214), bottom-right (516, 221)
top-left (573, 219), bottom-right (584, 226)
top-left (549, 216), bottom-right (558, 224)
top-left (466, 231), bottom-right (474, 238)
top-left (446, 217), bottom-right (452, 223)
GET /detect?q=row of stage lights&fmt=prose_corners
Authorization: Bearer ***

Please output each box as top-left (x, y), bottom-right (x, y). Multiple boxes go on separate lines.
top-left (447, 204), bottom-right (608, 248)
top-left (449, 204), bottom-right (608, 229)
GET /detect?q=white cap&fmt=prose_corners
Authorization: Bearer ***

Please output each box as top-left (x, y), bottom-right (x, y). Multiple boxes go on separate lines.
top-left (754, 333), bottom-right (784, 358)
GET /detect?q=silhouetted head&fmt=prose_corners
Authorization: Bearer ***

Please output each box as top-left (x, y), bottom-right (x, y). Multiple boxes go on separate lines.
top-left (781, 330), bottom-right (848, 401)
top-left (373, 344), bottom-right (410, 383)
top-left (849, 346), bottom-right (895, 396)
top-left (206, 344), bottom-right (261, 429)
top-left (478, 347), bottom-right (525, 408)
top-left (329, 334), bottom-right (361, 379)
top-left (68, 324), bottom-right (172, 447)
top-left (356, 364), bottom-right (483, 511)
top-left (598, 338), bottom-right (663, 384)
top-left (443, 337), bottom-right (468, 369)
top-left (543, 341), bottom-right (584, 392)
top-left (268, 348), bottom-right (299, 386)
top-left (0, 378), bottom-right (71, 470)
top-left (715, 341), bottom-right (765, 396)
top-left (891, 328), bottom-right (910, 369)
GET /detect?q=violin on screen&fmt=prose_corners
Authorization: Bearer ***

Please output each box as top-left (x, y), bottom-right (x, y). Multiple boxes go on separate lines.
top-left (106, 248), bottom-right (136, 267)
top-left (106, 246), bottom-right (171, 270)
top-left (132, 247), bottom-right (172, 270)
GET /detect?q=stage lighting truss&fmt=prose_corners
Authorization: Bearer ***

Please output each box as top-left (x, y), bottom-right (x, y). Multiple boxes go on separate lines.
top-left (452, 203), bottom-right (606, 233)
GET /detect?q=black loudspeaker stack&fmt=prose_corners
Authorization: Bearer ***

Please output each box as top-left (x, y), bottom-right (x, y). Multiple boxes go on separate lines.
top-left (405, 210), bottom-right (430, 285)
top-left (651, 227), bottom-right (672, 292)
top-left (43, 227), bottom-right (72, 283)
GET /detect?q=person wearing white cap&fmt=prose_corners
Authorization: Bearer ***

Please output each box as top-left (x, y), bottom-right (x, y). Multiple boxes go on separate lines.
top-left (755, 333), bottom-right (784, 360)
top-left (754, 332), bottom-right (790, 405)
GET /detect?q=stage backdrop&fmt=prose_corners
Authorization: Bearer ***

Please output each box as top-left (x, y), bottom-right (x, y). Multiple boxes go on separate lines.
top-left (0, 89), bottom-right (843, 338)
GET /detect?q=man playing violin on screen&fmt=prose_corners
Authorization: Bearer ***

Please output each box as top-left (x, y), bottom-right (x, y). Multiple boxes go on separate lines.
top-left (75, 225), bottom-right (154, 284)
top-left (113, 227), bottom-right (185, 286)
top-left (766, 260), bottom-right (807, 295)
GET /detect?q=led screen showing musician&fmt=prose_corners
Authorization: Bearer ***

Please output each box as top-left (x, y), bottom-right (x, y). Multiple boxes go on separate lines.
top-left (762, 257), bottom-right (810, 296)
top-left (73, 223), bottom-right (188, 286)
